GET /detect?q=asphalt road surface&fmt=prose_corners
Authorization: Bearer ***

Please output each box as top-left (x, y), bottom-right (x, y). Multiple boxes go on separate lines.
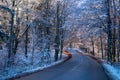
top-left (16, 50), bottom-right (110, 80)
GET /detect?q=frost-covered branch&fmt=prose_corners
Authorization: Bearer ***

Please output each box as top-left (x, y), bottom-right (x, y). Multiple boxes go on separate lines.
top-left (0, 5), bottom-right (14, 15)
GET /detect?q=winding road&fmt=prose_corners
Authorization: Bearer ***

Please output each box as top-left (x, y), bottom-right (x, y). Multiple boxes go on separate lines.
top-left (16, 50), bottom-right (110, 80)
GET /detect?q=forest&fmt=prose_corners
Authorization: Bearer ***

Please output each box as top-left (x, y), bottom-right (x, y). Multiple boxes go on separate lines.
top-left (0, 0), bottom-right (120, 80)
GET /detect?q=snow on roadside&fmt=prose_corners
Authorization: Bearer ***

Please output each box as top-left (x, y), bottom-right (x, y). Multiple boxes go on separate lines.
top-left (103, 62), bottom-right (120, 80)
top-left (67, 48), bottom-right (83, 54)
top-left (0, 49), bottom-right (68, 80)
top-left (0, 55), bottom-right (67, 80)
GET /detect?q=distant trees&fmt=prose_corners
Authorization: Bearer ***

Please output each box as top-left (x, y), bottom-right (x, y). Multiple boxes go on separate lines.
top-left (64, 0), bottom-right (120, 63)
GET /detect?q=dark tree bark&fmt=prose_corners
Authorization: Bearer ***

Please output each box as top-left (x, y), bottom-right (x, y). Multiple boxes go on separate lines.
top-left (45, 0), bottom-right (50, 51)
top-left (105, 0), bottom-right (112, 62)
top-left (0, 3), bottom-right (15, 67)
top-left (91, 36), bottom-right (95, 56)
top-left (60, 30), bottom-right (64, 59)
top-left (25, 16), bottom-right (29, 58)
top-left (54, 1), bottom-right (60, 61)
top-left (111, 28), bottom-right (116, 62)
top-left (25, 30), bottom-right (28, 57)
top-left (100, 28), bottom-right (104, 59)
top-left (118, 25), bottom-right (120, 62)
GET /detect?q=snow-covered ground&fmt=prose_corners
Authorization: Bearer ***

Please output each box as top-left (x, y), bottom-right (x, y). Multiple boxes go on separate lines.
top-left (0, 58), bottom-right (66, 80)
top-left (0, 49), bottom-right (68, 80)
top-left (103, 62), bottom-right (120, 80)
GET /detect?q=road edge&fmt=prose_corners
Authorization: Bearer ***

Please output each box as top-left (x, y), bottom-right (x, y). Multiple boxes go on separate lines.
top-left (76, 49), bottom-right (113, 80)
top-left (5, 51), bottom-right (72, 80)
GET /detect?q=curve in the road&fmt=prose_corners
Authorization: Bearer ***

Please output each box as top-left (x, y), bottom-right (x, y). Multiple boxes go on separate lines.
top-left (15, 50), bottom-right (111, 80)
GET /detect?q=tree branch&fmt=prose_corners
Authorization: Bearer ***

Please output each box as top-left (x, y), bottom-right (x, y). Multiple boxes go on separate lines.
top-left (0, 5), bottom-right (14, 15)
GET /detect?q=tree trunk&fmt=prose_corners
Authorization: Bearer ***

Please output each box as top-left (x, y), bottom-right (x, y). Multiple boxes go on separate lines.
top-left (100, 29), bottom-right (104, 59)
top-left (118, 23), bottom-right (120, 62)
top-left (46, 0), bottom-right (50, 51)
top-left (31, 28), bottom-right (35, 64)
top-left (105, 0), bottom-right (112, 62)
top-left (60, 30), bottom-right (64, 59)
top-left (91, 36), bottom-right (95, 56)
top-left (54, 1), bottom-right (60, 61)
top-left (112, 28), bottom-right (116, 62)
top-left (25, 30), bottom-right (28, 57)
top-left (8, 11), bottom-right (14, 67)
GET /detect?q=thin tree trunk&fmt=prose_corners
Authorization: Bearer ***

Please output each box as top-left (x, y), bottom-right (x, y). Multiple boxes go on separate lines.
top-left (112, 28), bottom-right (116, 62)
top-left (100, 29), bottom-right (104, 59)
top-left (31, 28), bottom-right (35, 65)
top-left (91, 36), bottom-right (95, 56)
top-left (8, 10), bottom-right (14, 67)
top-left (25, 30), bottom-right (28, 57)
top-left (60, 30), bottom-right (64, 59)
top-left (105, 0), bottom-right (112, 62)
top-left (46, 0), bottom-right (50, 51)
top-left (118, 25), bottom-right (120, 62)
top-left (54, 1), bottom-right (60, 61)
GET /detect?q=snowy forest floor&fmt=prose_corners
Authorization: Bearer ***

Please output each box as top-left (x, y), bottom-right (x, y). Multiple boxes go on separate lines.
top-left (0, 48), bottom-right (69, 80)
